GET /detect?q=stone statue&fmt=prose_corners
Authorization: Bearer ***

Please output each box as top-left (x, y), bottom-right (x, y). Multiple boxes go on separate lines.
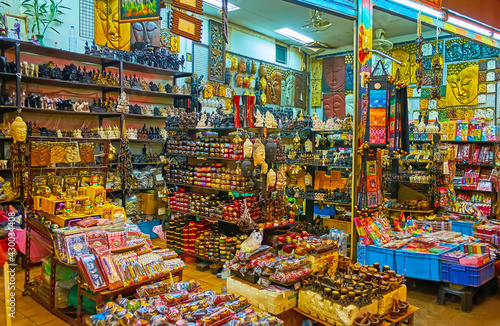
top-left (197, 112), bottom-right (207, 128)
top-left (255, 109), bottom-right (264, 127)
top-left (265, 137), bottom-right (277, 166)
top-left (276, 165), bottom-right (287, 191)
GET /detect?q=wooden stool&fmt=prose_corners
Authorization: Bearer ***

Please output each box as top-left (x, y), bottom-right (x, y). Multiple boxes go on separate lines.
top-left (384, 305), bottom-right (419, 326)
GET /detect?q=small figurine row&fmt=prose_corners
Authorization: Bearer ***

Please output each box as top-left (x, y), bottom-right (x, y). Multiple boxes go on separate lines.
top-left (21, 61), bottom-right (120, 86)
top-left (0, 89), bottom-right (15, 106)
top-left (125, 125), bottom-right (167, 141)
top-left (84, 41), bottom-right (186, 72)
top-left (122, 73), bottom-right (183, 94)
top-left (27, 121), bottom-right (120, 139)
top-left (22, 91), bottom-right (116, 113)
top-left (0, 56), bottom-right (16, 74)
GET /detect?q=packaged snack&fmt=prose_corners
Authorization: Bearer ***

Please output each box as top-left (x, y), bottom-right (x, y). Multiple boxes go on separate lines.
top-left (170, 280), bottom-right (201, 293)
top-left (137, 280), bottom-right (171, 297)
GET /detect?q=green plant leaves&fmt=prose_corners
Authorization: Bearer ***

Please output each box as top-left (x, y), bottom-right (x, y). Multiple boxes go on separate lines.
top-left (20, 0), bottom-right (69, 37)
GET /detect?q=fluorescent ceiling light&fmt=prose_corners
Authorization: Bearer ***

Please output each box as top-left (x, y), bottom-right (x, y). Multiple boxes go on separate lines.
top-left (494, 33), bottom-right (500, 40)
top-left (447, 16), bottom-right (492, 36)
top-left (203, 0), bottom-right (239, 12)
top-left (274, 28), bottom-right (314, 44)
top-left (393, 0), bottom-right (443, 18)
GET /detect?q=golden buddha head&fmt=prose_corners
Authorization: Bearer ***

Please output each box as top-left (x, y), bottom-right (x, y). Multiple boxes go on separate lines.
top-left (446, 64), bottom-right (479, 106)
top-left (11, 116), bottom-right (27, 143)
top-left (252, 139), bottom-right (266, 166)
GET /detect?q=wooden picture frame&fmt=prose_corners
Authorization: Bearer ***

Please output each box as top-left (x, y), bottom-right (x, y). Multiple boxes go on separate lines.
top-left (171, 10), bottom-right (202, 43)
top-left (172, 0), bottom-right (203, 14)
top-left (5, 14), bottom-right (28, 41)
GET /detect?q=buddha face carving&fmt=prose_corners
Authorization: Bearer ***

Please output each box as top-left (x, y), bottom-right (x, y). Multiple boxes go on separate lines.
top-left (11, 116), bottom-right (27, 143)
top-left (266, 70), bottom-right (281, 105)
top-left (282, 74), bottom-right (295, 107)
top-left (252, 139), bottom-right (266, 166)
top-left (252, 165), bottom-right (262, 190)
top-left (259, 63), bottom-right (266, 78)
top-left (446, 65), bottom-right (479, 106)
top-left (323, 56), bottom-right (345, 92)
top-left (244, 138), bottom-right (253, 158)
top-left (238, 58), bottom-right (246, 73)
top-left (392, 49), bottom-right (417, 85)
top-left (304, 139), bottom-right (313, 153)
top-left (323, 92), bottom-right (345, 119)
top-left (305, 173), bottom-right (312, 186)
top-left (241, 159), bottom-right (252, 178)
top-left (65, 144), bottom-right (81, 163)
top-left (131, 21), bottom-right (160, 47)
top-left (267, 169), bottom-right (276, 189)
top-left (94, 0), bottom-right (130, 50)
top-left (265, 138), bottom-right (277, 165)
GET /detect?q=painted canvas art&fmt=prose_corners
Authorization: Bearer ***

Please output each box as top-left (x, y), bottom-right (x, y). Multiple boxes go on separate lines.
top-left (120, 0), bottom-right (160, 22)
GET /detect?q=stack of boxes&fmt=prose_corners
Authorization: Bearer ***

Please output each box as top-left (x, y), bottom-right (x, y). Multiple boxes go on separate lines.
top-left (441, 119), bottom-right (498, 142)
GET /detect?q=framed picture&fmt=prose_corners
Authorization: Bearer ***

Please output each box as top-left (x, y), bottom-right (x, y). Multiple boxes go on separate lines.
top-left (172, 0), bottom-right (203, 14)
top-left (5, 14), bottom-right (27, 41)
top-left (171, 10), bottom-right (202, 43)
top-left (119, 0), bottom-right (160, 23)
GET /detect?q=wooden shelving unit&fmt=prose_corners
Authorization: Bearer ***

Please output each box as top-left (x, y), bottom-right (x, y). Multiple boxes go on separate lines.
top-left (0, 39), bottom-right (192, 325)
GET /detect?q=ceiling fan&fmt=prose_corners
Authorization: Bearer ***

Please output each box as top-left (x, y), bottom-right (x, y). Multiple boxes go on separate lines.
top-left (302, 10), bottom-right (332, 32)
top-left (372, 29), bottom-right (393, 52)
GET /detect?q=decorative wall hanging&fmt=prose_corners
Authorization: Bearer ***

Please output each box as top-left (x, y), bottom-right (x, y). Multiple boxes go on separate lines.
top-left (391, 44), bottom-right (417, 85)
top-left (446, 62), bottom-right (479, 107)
top-left (170, 10), bottom-right (202, 43)
top-left (415, 13), bottom-right (424, 92)
top-left (119, 0), bottom-right (160, 22)
top-left (322, 93), bottom-right (345, 119)
top-left (172, 0), bottom-right (203, 14)
top-left (311, 59), bottom-right (322, 80)
top-left (208, 20), bottom-right (225, 83)
top-left (322, 56), bottom-right (345, 93)
top-left (445, 39), bottom-right (500, 62)
top-left (311, 80), bottom-right (322, 107)
top-left (94, 0), bottom-right (130, 50)
top-left (429, 30), bottom-right (443, 100)
top-left (364, 61), bottom-right (390, 146)
top-left (294, 72), bottom-right (307, 109)
top-left (170, 35), bottom-right (180, 52)
top-left (265, 67), bottom-right (282, 105)
top-left (281, 71), bottom-right (295, 107)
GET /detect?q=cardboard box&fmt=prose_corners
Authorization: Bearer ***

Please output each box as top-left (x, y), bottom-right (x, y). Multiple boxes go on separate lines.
top-left (227, 277), bottom-right (297, 314)
top-left (140, 193), bottom-right (156, 215)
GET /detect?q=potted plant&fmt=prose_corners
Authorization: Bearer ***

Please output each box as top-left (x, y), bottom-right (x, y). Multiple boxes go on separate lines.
top-left (21, 0), bottom-right (70, 46)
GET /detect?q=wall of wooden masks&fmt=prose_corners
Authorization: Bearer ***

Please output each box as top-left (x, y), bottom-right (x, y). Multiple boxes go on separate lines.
top-left (371, 37), bottom-right (500, 125)
top-left (201, 51), bottom-right (307, 112)
top-left (311, 54), bottom-right (354, 119)
top-left (313, 37), bottom-right (500, 124)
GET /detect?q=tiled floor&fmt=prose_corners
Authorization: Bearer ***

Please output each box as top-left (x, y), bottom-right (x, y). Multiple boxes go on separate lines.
top-left (0, 239), bottom-right (223, 325)
top-left (3, 240), bottom-right (500, 326)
